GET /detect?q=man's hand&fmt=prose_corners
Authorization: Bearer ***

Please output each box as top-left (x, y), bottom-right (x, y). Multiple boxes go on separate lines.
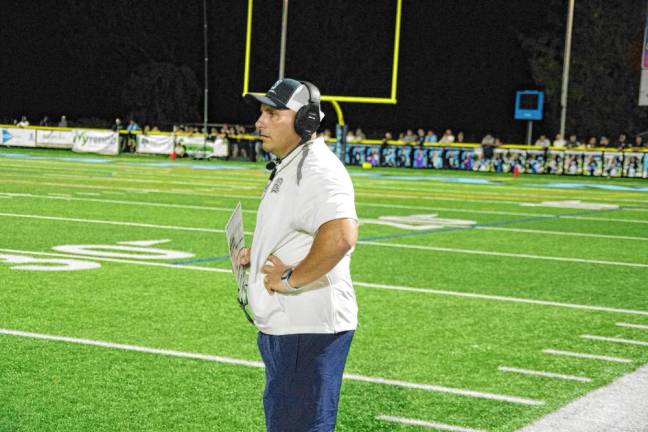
top-left (237, 247), bottom-right (251, 268)
top-left (261, 255), bottom-right (290, 295)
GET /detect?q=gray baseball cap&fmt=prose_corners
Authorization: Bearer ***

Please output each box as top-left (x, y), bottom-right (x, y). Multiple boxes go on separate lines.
top-left (244, 78), bottom-right (324, 119)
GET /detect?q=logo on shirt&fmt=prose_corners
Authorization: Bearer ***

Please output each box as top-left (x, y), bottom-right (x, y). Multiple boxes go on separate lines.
top-left (271, 177), bottom-right (284, 193)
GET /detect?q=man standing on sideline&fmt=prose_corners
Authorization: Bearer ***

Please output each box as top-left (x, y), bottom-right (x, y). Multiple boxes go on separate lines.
top-left (237, 78), bottom-right (358, 432)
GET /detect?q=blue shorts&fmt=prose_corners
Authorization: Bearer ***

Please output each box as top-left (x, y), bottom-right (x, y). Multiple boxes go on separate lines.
top-left (257, 331), bottom-right (354, 432)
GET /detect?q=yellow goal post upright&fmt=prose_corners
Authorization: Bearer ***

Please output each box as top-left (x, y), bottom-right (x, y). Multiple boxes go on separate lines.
top-left (242, 0), bottom-right (402, 160)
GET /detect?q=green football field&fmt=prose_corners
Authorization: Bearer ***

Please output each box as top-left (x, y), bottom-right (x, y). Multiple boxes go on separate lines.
top-left (1, 147), bottom-right (647, 432)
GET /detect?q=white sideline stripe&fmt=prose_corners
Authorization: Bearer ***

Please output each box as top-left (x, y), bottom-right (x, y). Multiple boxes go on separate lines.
top-left (0, 212), bottom-right (253, 235)
top-left (0, 249), bottom-right (231, 273)
top-left (359, 241), bottom-right (648, 269)
top-left (0, 192), bottom-right (257, 214)
top-left (477, 226), bottom-right (648, 242)
top-left (0, 328), bottom-right (543, 406)
top-left (343, 373), bottom-right (542, 405)
top-left (357, 202), bottom-right (555, 218)
top-left (14, 193), bottom-right (643, 241)
top-left (581, 335), bottom-right (648, 347)
top-left (498, 366), bottom-right (592, 382)
top-left (561, 215), bottom-right (648, 225)
top-left (3, 247), bottom-right (647, 318)
top-left (355, 282), bottom-right (648, 316)
top-left (376, 415), bottom-right (487, 432)
top-left (616, 322), bottom-right (648, 330)
top-left (542, 349), bottom-right (632, 363)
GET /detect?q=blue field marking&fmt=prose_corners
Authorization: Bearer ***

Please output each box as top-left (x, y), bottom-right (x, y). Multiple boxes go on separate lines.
top-left (358, 207), bottom-right (623, 243)
top-left (0, 153), bottom-right (112, 163)
top-left (526, 182), bottom-right (648, 192)
top-left (350, 172), bottom-right (504, 185)
top-left (172, 255), bottom-right (230, 265)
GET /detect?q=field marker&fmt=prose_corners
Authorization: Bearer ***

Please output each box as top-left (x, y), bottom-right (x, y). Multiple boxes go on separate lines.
top-left (542, 349), bottom-right (632, 363)
top-left (376, 415), bottom-right (486, 432)
top-left (355, 282), bottom-right (648, 316)
top-left (477, 226), bottom-right (648, 242)
top-left (0, 192), bottom-right (257, 214)
top-left (358, 241), bottom-right (648, 269)
top-left (616, 322), bottom-right (648, 330)
top-left (3, 247), bottom-right (647, 318)
top-left (560, 215), bottom-right (648, 225)
top-left (0, 212), bottom-right (253, 235)
top-left (581, 335), bottom-right (648, 347)
top-left (0, 249), bottom-right (230, 273)
top-left (0, 328), bottom-right (544, 406)
top-left (498, 366), bottom-right (591, 382)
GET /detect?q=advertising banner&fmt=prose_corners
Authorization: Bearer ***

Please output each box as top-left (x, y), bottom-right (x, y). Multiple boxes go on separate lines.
top-left (178, 135), bottom-right (228, 158)
top-left (36, 129), bottom-right (74, 149)
top-left (72, 130), bottom-right (119, 155)
top-left (603, 152), bottom-right (624, 177)
top-left (1, 127), bottom-right (36, 147)
top-left (136, 134), bottom-right (174, 155)
top-left (623, 152), bottom-right (644, 178)
top-left (563, 150), bottom-right (584, 175)
top-left (525, 150), bottom-right (546, 174)
top-left (583, 152), bottom-right (604, 176)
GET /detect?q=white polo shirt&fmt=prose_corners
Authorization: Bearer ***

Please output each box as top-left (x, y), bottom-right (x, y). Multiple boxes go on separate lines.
top-left (248, 137), bottom-right (358, 335)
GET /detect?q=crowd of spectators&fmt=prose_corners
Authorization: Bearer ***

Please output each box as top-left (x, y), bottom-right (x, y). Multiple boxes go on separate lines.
top-left (4, 115), bottom-right (648, 159)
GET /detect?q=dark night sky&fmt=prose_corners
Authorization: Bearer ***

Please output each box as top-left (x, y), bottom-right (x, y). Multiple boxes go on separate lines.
top-left (1, 1), bottom-right (551, 141)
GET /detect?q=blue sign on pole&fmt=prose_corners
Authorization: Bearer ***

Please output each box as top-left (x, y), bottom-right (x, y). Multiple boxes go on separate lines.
top-left (514, 90), bottom-right (544, 121)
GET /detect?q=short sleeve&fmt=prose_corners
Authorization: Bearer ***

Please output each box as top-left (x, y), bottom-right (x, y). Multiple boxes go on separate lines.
top-left (293, 169), bottom-right (357, 235)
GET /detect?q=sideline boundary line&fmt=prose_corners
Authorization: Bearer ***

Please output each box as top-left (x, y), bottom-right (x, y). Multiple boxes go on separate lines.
top-left (2, 248), bottom-right (647, 317)
top-left (0, 328), bottom-right (544, 406)
top-left (376, 415), bottom-right (486, 432)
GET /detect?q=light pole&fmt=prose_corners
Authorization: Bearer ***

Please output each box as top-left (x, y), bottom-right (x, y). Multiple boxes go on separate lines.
top-left (279, 0), bottom-right (288, 79)
top-left (559, 0), bottom-right (575, 142)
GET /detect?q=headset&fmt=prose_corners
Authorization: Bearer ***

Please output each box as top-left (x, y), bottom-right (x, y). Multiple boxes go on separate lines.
top-left (294, 80), bottom-right (321, 141)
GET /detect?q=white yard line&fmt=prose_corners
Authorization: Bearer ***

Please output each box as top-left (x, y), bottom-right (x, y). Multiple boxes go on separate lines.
top-left (358, 241), bottom-right (648, 269)
top-left (542, 349), bottom-right (632, 364)
top-left (3, 247), bottom-right (647, 318)
top-left (0, 212), bottom-right (253, 235)
top-left (498, 366), bottom-right (591, 383)
top-left (561, 215), bottom-right (648, 225)
top-left (0, 328), bottom-right (543, 406)
top-left (355, 282), bottom-right (648, 316)
top-left (581, 335), bottom-right (648, 347)
top-left (376, 415), bottom-right (487, 432)
top-left (477, 226), bottom-right (648, 242)
top-left (0, 249), bottom-right (230, 273)
top-left (357, 202), bottom-right (555, 217)
top-left (0, 192), bottom-right (257, 213)
top-left (616, 322), bottom-right (648, 331)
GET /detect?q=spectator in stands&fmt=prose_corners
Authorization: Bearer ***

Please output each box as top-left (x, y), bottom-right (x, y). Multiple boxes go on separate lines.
top-left (615, 133), bottom-right (628, 149)
top-left (456, 131), bottom-right (465, 143)
top-left (439, 129), bottom-right (455, 143)
top-left (58, 115), bottom-right (68, 127)
top-left (152, 126), bottom-right (160, 132)
top-left (599, 135), bottom-right (610, 148)
top-left (416, 128), bottom-right (426, 145)
top-left (17, 116), bottom-right (30, 127)
top-left (354, 128), bottom-right (366, 141)
top-left (126, 119), bottom-right (141, 152)
top-left (586, 136), bottom-right (598, 148)
top-left (566, 134), bottom-right (580, 148)
top-left (112, 118), bottom-right (127, 152)
top-left (634, 135), bottom-right (644, 148)
top-left (424, 129), bottom-right (438, 143)
top-left (322, 129), bottom-right (332, 140)
top-left (552, 133), bottom-right (566, 148)
top-left (481, 133), bottom-right (495, 160)
top-left (534, 134), bottom-right (551, 148)
top-left (346, 129), bottom-right (357, 143)
top-left (402, 129), bottom-right (417, 143)
top-left (39, 116), bottom-right (50, 126)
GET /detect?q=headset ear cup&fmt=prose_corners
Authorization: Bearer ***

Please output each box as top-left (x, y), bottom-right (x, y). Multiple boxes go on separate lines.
top-left (295, 104), bottom-right (320, 139)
